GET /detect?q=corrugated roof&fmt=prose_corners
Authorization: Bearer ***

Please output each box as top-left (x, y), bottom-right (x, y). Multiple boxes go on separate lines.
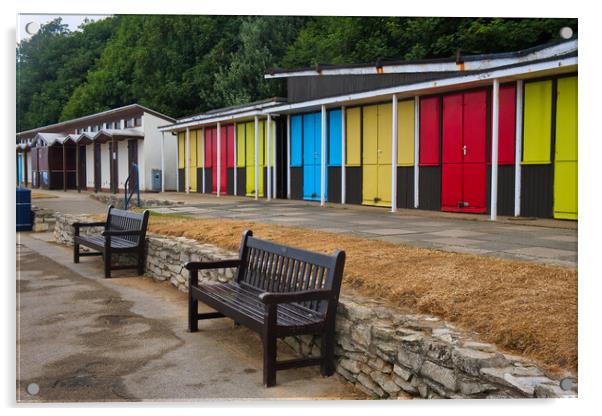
top-left (265, 39), bottom-right (578, 78)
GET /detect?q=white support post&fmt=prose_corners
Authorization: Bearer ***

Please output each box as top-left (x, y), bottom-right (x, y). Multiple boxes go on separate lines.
top-left (514, 80), bottom-right (524, 217)
top-left (217, 122), bottom-right (221, 197)
top-left (175, 132), bottom-right (179, 192)
top-left (201, 127), bottom-right (206, 194)
top-left (286, 115), bottom-right (291, 199)
top-left (254, 116), bottom-right (259, 200)
top-left (490, 79), bottom-right (500, 221)
top-left (160, 131), bottom-right (165, 192)
top-left (413, 96), bottom-right (420, 208)
top-left (391, 95), bottom-right (398, 213)
top-left (185, 127), bottom-right (190, 194)
top-left (272, 121), bottom-right (277, 198)
top-left (233, 123), bottom-right (237, 196)
top-left (341, 106), bottom-right (346, 205)
top-left (320, 105), bottom-right (327, 207)
top-left (266, 114), bottom-right (272, 201)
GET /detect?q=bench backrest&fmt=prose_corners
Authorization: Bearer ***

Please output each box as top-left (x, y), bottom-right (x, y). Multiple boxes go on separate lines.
top-left (106, 205), bottom-right (149, 246)
top-left (235, 230), bottom-right (345, 315)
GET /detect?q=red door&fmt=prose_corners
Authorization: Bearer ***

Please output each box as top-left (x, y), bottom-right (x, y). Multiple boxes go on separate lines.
top-left (441, 89), bottom-right (488, 213)
top-left (204, 127), bottom-right (214, 192)
top-left (441, 93), bottom-right (463, 210)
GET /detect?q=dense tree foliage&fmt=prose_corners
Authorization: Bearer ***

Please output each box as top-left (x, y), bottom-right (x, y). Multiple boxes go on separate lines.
top-left (17, 15), bottom-right (577, 132)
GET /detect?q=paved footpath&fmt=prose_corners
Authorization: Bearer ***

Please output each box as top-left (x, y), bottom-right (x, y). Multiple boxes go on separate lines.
top-left (33, 191), bottom-right (577, 268)
top-left (17, 233), bottom-right (364, 402)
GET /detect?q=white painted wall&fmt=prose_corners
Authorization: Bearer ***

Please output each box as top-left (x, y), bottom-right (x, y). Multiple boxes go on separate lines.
top-left (100, 143), bottom-right (111, 190)
top-left (118, 140), bottom-right (128, 189)
top-left (143, 113), bottom-right (176, 191)
top-left (86, 144), bottom-right (94, 189)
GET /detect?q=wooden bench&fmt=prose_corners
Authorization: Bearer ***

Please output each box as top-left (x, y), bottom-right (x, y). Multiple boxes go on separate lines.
top-left (186, 230), bottom-right (346, 387)
top-left (73, 205), bottom-right (150, 278)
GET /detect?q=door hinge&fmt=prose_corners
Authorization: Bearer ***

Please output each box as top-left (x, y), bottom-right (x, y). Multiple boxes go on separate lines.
top-left (374, 197), bottom-right (381, 203)
top-left (462, 145), bottom-right (467, 156)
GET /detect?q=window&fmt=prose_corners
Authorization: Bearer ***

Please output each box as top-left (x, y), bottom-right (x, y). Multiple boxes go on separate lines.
top-left (113, 121), bottom-right (120, 129)
top-left (104, 122), bottom-right (110, 129)
top-left (134, 116), bottom-right (142, 127)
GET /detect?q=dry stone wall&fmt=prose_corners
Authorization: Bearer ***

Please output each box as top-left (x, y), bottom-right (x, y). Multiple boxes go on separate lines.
top-left (53, 212), bottom-right (577, 399)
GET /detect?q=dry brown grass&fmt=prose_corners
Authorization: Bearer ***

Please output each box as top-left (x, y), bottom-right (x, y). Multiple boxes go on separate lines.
top-left (31, 191), bottom-right (58, 199)
top-left (145, 213), bottom-right (577, 374)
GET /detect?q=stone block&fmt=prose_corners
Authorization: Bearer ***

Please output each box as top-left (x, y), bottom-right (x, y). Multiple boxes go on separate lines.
top-left (419, 360), bottom-right (457, 391)
top-left (452, 347), bottom-right (509, 377)
top-left (350, 324), bottom-right (371, 348)
top-left (393, 364), bottom-right (412, 381)
top-left (397, 348), bottom-right (423, 372)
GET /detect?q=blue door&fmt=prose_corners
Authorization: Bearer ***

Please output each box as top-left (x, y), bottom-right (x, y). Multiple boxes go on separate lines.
top-left (17, 154), bottom-right (23, 186)
top-left (302, 113), bottom-right (326, 201)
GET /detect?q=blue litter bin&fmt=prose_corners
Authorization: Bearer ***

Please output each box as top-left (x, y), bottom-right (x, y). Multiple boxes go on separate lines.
top-left (16, 188), bottom-right (32, 231)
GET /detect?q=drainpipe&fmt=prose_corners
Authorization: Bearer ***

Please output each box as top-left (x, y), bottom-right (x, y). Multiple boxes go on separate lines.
top-left (201, 127), bottom-right (206, 194)
top-left (286, 114), bottom-right (291, 199)
top-left (391, 95), bottom-right (398, 213)
top-left (217, 122), bottom-right (221, 197)
top-left (341, 106), bottom-right (346, 205)
top-left (514, 80), bottom-right (524, 217)
top-left (490, 79), bottom-right (500, 221)
top-left (185, 127), bottom-right (190, 194)
top-left (267, 114), bottom-right (272, 201)
top-left (320, 105), bottom-right (326, 207)
top-left (233, 123), bottom-right (237, 196)
top-left (254, 116), bottom-right (259, 200)
top-left (414, 96), bottom-right (420, 208)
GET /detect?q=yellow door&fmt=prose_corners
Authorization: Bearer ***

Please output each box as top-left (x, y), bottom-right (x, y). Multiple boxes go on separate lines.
top-left (236, 124), bottom-right (245, 168)
top-left (245, 122), bottom-right (255, 196)
top-left (189, 130), bottom-right (197, 192)
top-left (397, 100), bottom-right (415, 166)
top-left (377, 103), bottom-right (392, 206)
top-left (523, 80), bottom-right (552, 164)
top-left (554, 76), bottom-right (578, 220)
top-left (362, 105), bottom-right (378, 205)
top-left (257, 120), bottom-right (265, 197)
top-left (346, 107), bottom-right (361, 166)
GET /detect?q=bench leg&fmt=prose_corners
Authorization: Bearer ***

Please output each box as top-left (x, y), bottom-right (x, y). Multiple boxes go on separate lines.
top-left (188, 296), bottom-right (198, 333)
top-left (262, 331), bottom-right (277, 387)
top-left (262, 304), bottom-right (278, 387)
top-left (73, 242), bottom-right (80, 264)
top-left (104, 250), bottom-right (111, 278)
top-left (137, 253), bottom-right (144, 276)
top-left (188, 270), bottom-right (199, 332)
top-left (320, 332), bottom-right (335, 377)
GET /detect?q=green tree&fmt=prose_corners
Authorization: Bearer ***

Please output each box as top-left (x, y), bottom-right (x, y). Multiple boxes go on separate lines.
top-left (17, 17), bottom-right (116, 132)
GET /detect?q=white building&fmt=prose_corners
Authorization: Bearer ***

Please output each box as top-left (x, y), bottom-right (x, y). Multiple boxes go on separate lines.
top-left (16, 104), bottom-right (176, 193)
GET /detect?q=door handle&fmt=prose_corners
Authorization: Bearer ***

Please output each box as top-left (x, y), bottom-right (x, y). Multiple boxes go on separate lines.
top-left (462, 145), bottom-right (467, 156)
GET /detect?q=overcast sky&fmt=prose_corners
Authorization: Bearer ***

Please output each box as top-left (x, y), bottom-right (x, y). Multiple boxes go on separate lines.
top-left (17, 14), bottom-right (110, 42)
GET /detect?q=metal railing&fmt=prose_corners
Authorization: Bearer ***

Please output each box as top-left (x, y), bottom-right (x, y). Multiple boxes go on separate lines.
top-left (124, 163), bottom-right (140, 210)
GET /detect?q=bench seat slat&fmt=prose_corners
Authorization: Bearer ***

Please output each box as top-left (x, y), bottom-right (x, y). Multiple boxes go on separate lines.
top-left (197, 282), bottom-right (324, 327)
top-left (76, 235), bottom-right (138, 251)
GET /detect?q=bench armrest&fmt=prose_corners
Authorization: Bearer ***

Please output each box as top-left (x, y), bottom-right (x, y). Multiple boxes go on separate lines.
top-left (101, 229), bottom-right (143, 237)
top-left (259, 289), bottom-right (333, 305)
top-left (185, 259), bottom-right (241, 271)
top-left (73, 221), bottom-right (105, 228)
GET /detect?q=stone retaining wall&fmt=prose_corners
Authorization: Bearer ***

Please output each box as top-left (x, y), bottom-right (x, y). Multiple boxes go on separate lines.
top-left (52, 212), bottom-right (577, 399)
top-left (89, 193), bottom-right (184, 209)
top-left (31, 206), bottom-right (57, 232)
